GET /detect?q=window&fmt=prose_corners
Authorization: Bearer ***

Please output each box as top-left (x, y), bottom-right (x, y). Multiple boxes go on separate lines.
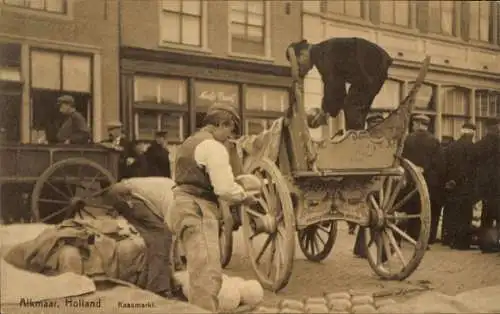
top-left (0, 43), bottom-right (22, 143)
top-left (230, 0), bottom-right (267, 56)
top-left (322, 0), bottom-right (363, 18)
top-left (244, 86), bottom-right (288, 135)
top-left (2, 0), bottom-right (66, 13)
top-left (371, 79), bottom-right (402, 112)
top-left (428, 1), bottom-right (455, 35)
top-left (475, 91), bottom-right (500, 139)
top-left (30, 50), bottom-right (92, 143)
top-left (441, 87), bottom-right (471, 140)
top-left (159, 0), bottom-right (202, 47)
top-left (133, 76), bottom-right (188, 143)
top-left (194, 81), bottom-right (239, 131)
top-left (379, 0), bottom-right (410, 27)
top-left (407, 83), bottom-right (435, 110)
top-left (469, 0), bottom-right (490, 42)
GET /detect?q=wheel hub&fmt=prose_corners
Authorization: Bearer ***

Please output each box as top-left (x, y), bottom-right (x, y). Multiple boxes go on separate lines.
top-left (69, 197), bottom-right (86, 210)
top-left (369, 203), bottom-right (386, 230)
top-left (251, 214), bottom-right (277, 234)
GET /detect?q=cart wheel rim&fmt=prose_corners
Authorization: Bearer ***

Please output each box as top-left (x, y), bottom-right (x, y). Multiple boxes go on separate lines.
top-left (31, 157), bottom-right (116, 224)
top-left (298, 220), bottom-right (338, 262)
top-left (364, 158), bottom-right (431, 280)
top-left (241, 157), bottom-right (295, 292)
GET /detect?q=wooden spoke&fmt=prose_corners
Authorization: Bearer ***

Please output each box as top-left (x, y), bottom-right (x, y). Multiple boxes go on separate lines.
top-left (391, 188), bottom-right (418, 213)
top-left (38, 198), bottom-right (70, 205)
top-left (386, 213), bottom-right (421, 220)
top-left (256, 234), bottom-right (274, 265)
top-left (386, 229), bottom-right (407, 266)
top-left (31, 158), bottom-right (116, 223)
top-left (365, 158), bottom-right (430, 281)
top-left (387, 223), bottom-right (417, 246)
top-left (298, 220), bottom-right (337, 262)
top-left (384, 177), bottom-right (405, 212)
top-left (40, 205), bottom-right (72, 223)
top-left (242, 157), bottom-right (295, 292)
top-left (45, 181), bottom-right (71, 201)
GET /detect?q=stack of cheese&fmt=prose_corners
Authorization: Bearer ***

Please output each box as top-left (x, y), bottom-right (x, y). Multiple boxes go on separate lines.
top-left (174, 272), bottom-right (264, 312)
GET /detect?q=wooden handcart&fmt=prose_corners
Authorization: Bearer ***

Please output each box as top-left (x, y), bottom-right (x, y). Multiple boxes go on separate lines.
top-left (0, 144), bottom-right (119, 224)
top-left (219, 53), bottom-right (432, 293)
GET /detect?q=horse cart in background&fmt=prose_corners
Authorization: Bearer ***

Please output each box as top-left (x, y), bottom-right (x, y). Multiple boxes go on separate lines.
top-left (219, 53), bottom-right (433, 292)
top-left (0, 144), bottom-right (119, 224)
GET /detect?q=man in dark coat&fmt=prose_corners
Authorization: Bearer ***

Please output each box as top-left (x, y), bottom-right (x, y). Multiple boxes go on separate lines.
top-left (473, 119), bottom-right (500, 233)
top-left (100, 121), bottom-right (135, 180)
top-left (286, 38), bottom-right (393, 130)
top-left (401, 114), bottom-right (445, 245)
top-left (443, 122), bottom-right (477, 250)
top-left (56, 95), bottom-right (91, 144)
top-left (145, 130), bottom-right (171, 178)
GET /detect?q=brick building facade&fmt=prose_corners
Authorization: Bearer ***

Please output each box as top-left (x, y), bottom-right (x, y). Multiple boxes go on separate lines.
top-left (0, 0), bottom-right (120, 143)
top-left (302, 0), bottom-right (500, 141)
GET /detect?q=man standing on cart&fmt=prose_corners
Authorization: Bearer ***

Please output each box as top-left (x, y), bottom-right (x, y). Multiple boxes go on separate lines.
top-left (286, 37), bottom-right (393, 130)
top-left (165, 104), bottom-right (259, 312)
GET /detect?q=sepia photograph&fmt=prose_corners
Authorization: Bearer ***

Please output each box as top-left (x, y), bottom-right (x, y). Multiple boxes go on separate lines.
top-left (0, 0), bottom-right (499, 313)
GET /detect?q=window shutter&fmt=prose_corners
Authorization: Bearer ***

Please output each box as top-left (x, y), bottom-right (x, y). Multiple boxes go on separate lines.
top-left (416, 1), bottom-right (429, 33)
top-left (369, 0), bottom-right (380, 25)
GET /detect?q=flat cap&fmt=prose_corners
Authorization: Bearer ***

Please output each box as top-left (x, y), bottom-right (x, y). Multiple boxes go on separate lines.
top-left (155, 129), bottom-right (168, 136)
top-left (207, 103), bottom-right (241, 125)
top-left (57, 95), bottom-right (75, 105)
top-left (366, 112), bottom-right (384, 123)
top-left (462, 122), bottom-right (476, 130)
top-left (413, 114), bottom-right (430, 125)
top-left (106, 121), bottom-right (123, 129)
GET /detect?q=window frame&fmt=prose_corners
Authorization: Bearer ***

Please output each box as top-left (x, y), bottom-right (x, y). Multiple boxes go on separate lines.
top-left (474, 90), bottom-right (500, 139)
top-left (158, 0), bottom-right (209, 51)
top-left (29, 48), bottom-right (94, 143)
top-left (468, 0), bottom-right (491, 42)
top-left (427, 0), bottom-right (456, 36)
top-left (228, 0), bottom-right (272, 60)
top-left (321, 0), bottom-right (365, 18)
top-left (440, 85), bottom-right (472, 140)
top-left (243, 84), bottom-right (289, 135)
top-left (379, 0), bottom-right (411, 28)
top-left (132, 74), bottom-right (189, 143)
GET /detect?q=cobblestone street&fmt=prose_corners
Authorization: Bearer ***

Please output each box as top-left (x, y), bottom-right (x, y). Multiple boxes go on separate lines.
top-left (224, 223), bottom-right (500, 310)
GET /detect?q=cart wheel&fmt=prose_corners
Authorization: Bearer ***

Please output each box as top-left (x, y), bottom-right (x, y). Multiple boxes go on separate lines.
top-left (219, 201), bottom-right (234, 268)
top-left (241, 157), bottom-right (295, 292)
top-left (31, 157), bottom-right (116, 224)
top-left (298, 220), bottom-right (338, 262)
top-left (365, 158), bottom-right (431, 280)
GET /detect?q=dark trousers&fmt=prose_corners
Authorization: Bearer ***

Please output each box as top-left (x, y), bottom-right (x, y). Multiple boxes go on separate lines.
top-left (445, 196), bottom-right (474, 249)
top-left (117, 198), bottom-right (174, 294)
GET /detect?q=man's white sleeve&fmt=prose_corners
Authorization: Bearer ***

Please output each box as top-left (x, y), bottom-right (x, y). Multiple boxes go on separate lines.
top-left (194, 139), bottom-right (247, 203)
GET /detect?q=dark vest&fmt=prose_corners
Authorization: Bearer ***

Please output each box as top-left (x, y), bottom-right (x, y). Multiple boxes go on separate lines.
top-left (174, 130), bottom-right (218, 203)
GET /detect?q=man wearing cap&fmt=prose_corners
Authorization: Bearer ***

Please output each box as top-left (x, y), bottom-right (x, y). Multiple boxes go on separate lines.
top-left (56, 95), bottom-right (91, 144)
top-left (473, 119), bottom-right (500, 238)
top-left (165, 103), bottom-right (260, 312)
top-left (100, 121), bottom-right (135, 180)
top-left (145, 130), bottom-right (171, 178)
top-left (402, 114), bottom-right (445, 245)
top-left (287, 37), bottom-right (393, 130)
top-left (443, 122), bottom-right (477, 250)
